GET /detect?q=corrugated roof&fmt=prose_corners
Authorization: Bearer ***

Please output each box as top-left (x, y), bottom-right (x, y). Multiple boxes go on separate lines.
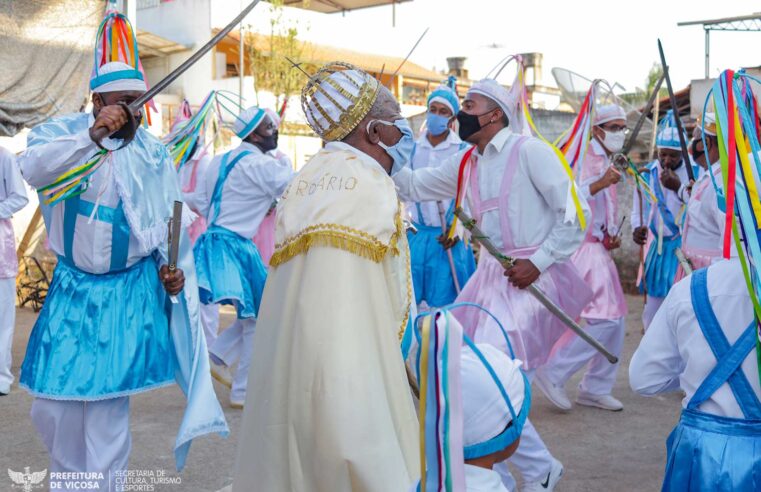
top-left (221, 29), bottom-right (447, 83)
top-left (277, 0), bottom-right (412, 14)
top-left (136, 29), bottom-right (190, 59)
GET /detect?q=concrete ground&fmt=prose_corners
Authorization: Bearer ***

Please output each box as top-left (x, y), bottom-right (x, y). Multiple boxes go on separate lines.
top-left (0, 295), bottom-right (681, 492)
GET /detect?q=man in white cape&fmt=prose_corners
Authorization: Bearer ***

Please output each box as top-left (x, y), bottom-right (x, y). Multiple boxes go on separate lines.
top-left (229, 62), bottom-right (418, 492)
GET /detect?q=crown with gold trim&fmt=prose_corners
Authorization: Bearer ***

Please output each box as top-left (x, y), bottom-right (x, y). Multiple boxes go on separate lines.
top-left (300, 61), bottom-right (380, 142)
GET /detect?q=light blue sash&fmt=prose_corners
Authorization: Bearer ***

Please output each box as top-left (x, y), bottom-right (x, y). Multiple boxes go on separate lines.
top-left (207, 150), bottom-right (252, 225)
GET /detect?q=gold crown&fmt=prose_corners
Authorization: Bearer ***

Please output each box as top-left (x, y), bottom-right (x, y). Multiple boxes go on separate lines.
top-left (300, 61), bottom-right (380, 142)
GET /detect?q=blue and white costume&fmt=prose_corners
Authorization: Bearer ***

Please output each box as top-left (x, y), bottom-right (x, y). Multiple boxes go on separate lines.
top-left (630, 259), bottom-right (761, 491)
top-left (17, 64), bottom-right (227, 486)
top-left (406, 85), bottom-right (475, 308)
top-left (631, 125), bottom-right (692, 329)
top-left (190, 105), bottom-right (293, 406)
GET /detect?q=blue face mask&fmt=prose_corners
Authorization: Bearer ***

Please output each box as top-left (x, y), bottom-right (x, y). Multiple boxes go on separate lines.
top-left (426, 112), bottom-right (450, 136)
top-left (369, 118), bottom-right (415, 173)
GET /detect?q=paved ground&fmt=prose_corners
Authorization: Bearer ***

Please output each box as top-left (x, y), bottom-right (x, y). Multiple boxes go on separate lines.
top-left (0, 295), bottom-right (681, 491)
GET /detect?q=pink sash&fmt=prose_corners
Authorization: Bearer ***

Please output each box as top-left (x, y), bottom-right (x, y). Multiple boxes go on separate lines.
top-left (468, 136), bottom-right (537, 257)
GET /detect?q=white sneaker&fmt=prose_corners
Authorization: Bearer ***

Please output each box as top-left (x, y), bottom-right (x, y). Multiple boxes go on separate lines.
top-left (229, 396), bottom-right (245, 409)
top-left (523, 458), bottom-right (564, 492)
top-left (534, 370), bottom-right (572, 411)
top-left (210, 358), bottom-right (233, 389)
top-left (576, 393), bottom-right (623, 411)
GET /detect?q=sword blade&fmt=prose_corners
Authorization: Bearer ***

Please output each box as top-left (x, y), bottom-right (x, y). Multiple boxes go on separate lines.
top-left (92, 0), bottom-right (262, 143)
top-left (132, 0), bottom-right (261, 110)
top-left (657, 39), bottom-right (695, 181)
top-left (168, 201), bottom-right (183, 271)
top-left (455, 207), bottom-right (619, 364)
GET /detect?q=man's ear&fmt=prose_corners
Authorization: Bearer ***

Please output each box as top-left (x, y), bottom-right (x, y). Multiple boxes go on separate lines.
top-left (91, 92), bottom-right (103, 111)
top-left (366, 120), bottom-right (382, 145)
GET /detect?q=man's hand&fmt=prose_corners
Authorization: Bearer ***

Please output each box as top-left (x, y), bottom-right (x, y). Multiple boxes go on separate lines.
top-left (159, 265), bottom-right (185, 296)
top-left (504, 258), bottom-right (540, 289)
top-left (660, 168), bottom-right (681, 192)
top-left (89, 105), bottom-right (128, 142)
top-left (589, 167), bottom-right (621, 196)
top-left (603, 234), bottom-right (622, 251)
top-left (633, 226), bottom-right (648, 246)
top-left (437, 235), bottom-right (460, 250)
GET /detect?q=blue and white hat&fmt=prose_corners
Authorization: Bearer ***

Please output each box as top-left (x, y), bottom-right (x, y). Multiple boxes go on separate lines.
top-left (656, 110), bottom-right (686, 150)
top-left (427, 78), bottom-right (460, 114)
top-left (234, 106), bottom-right (267, 139)
top-left (90, 61), bottom-right (147, 93)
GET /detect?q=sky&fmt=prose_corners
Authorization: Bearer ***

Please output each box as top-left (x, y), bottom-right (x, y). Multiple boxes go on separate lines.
top-left (216, 0), bottom-right (761, 94)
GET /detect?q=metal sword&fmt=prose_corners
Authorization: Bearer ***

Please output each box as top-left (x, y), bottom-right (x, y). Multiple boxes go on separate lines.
top-left (657, 39), bottom-right (695, 182)
top-left (436, 201), bottom-right (462, 294)
top-left (91, 0), bottom-right (262, 145)
top-left (455, 207), bottom-right (619, 364)
top-left (611, 74), bottom-right (665, 173)
top-left (167, 200), bottom-right (183, 304)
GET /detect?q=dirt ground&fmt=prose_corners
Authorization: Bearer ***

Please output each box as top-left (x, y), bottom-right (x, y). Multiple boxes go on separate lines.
top-left (0, 295), bottom-right (681, 491)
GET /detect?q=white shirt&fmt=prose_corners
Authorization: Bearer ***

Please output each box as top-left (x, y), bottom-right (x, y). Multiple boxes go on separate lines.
top-left (629, 259), bottom-right (761, 418)
top-left (631, 160), bottom-right (689, 231)
top-left (193, 142), bottom-right (293, 239)
top-left (393, 127), bottom-right (590, 272)
top-left (579, 140), bottom-right (618, 240)
top-left (0, 147), bottom-right (28, 220)
top-left (683, 162), bottom-right (724, 253)
top-left (19, 116), bottom-right (154, 274)
top-left (180, 153), bottom-right (213, 214)
top-left (406, 130), bottom-right (465, 227)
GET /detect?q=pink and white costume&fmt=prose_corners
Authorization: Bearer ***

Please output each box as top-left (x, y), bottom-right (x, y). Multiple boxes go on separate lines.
top-left (394, 124), bottom-right (591, 488)
top-left (541, 139), bottom-right (627, 397)
top-left (674, 162), bottom-right (724, 281)
top-left (0, 147), bottom-right (28, 395)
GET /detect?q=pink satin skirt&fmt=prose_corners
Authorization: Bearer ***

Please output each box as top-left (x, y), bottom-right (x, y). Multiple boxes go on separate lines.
top-left (571, 239), bottom-right (627, 320)
top-left (187, 215), bottom-right (208, 246)
top-left (673, 246), bottom-right (719, 283)
top-left (253, 212), bottom-right (276, 266)
top-left (454, 253), bottom-right (593, 369)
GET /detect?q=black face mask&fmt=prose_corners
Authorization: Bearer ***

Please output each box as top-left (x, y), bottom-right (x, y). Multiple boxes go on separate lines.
top-left (254, 130), bottom-right (278, 153)
top-left (457, 110), bottom-right (495, 141)
top-left (691, 139), bottom-right (705, 163)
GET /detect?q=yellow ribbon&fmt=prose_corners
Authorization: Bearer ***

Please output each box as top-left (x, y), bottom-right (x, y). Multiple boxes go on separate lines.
top-left (418, 315), bottom-right (432, 492)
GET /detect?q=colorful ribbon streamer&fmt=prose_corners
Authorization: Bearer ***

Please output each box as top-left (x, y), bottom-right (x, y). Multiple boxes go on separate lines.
top-left (703, 69), bottom-right (761, 385)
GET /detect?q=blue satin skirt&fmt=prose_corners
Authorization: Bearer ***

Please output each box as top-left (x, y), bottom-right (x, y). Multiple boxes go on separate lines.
top-left (641, 235), bottom-right (681, 298)
top-left (194, 225), bottom-right (267, 319)
top-left (407, 226), bottom-right (476, 307)
top-left (662, 408), bottom-right (761, 491)
top-left (20, 256), bottom-right (175, 400)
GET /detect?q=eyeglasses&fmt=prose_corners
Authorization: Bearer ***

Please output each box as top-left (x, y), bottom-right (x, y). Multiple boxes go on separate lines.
top-left (601, 125), bottom-right (629, 133)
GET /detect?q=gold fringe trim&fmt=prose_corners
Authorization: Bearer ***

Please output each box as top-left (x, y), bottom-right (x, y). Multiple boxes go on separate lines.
top-left (271, 204), bottom-right (406, 267)
top-left (397, 238), bottom-right (412, 342)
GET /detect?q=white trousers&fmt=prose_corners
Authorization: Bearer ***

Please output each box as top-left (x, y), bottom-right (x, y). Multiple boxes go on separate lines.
top-left (0, 278), bottom-right (16, 393)
top-left (492, 369), bottom-right (553, 487)
top-left (543, 317), bottom-right (625, 396)
top-left (200, 303), bottom-right (220, 349)
top-left (642, 296), bottom-right (664, 332)
top-left (209, 317), bottom-right (257, 401)
top-left (31, 397), bottom-right (130, 490)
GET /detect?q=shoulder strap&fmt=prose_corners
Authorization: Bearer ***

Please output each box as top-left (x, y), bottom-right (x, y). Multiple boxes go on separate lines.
top-left (689, 269), bottom-right (761, 418)
top-left (208, 150), bottom-right (252, 224)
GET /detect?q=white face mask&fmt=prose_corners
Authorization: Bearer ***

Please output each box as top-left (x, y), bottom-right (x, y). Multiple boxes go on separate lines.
top-left (601, 129), bottom-right (625, 153)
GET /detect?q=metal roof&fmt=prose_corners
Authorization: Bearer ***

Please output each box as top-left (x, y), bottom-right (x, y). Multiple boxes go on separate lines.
top-left (136, 29), bottom-right (190, 59)
top-left (678, 13), bottom-right (761, 31)
top-left (275, 0), bottom-right (412, 14)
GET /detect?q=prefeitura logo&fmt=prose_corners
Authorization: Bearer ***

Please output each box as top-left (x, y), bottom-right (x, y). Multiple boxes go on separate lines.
top-left (8, 467), bottom-right (47, 492)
